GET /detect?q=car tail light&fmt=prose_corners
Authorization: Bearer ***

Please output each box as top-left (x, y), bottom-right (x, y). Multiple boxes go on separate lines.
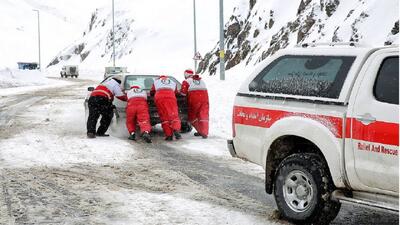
top-left (232, 106), bottom-right (236, 137)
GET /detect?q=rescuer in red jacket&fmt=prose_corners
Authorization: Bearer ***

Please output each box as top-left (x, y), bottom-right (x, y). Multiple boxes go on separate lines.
top-left (180, 70), bottom-right (209, 138)
top-left (87, 76), bottom-right (127, 138)
top-left (126, 85), bottom-right (152, 143)
top-left (150, 75), bottom-right (181, 141)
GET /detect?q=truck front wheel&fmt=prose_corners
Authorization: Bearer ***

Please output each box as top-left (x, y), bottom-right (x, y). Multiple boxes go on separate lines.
top-left (273, 153), bottom-right (340, 225)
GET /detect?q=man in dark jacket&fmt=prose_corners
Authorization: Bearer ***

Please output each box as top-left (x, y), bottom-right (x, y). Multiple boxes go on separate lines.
top-left (87, 76), bottom-right (127, 138)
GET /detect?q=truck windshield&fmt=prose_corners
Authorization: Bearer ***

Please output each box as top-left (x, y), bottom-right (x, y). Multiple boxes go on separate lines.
top-left (249, 55), bottom-right (355, 98)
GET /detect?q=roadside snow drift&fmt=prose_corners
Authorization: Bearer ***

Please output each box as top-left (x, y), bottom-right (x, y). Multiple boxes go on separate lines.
top-left (0, 68), bottom-right (49, 88)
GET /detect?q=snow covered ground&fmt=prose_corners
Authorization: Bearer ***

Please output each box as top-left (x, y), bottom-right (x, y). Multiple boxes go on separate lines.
top-left (0, 79), bottom-right (281, 224)
top-left (0, 78), bottom-right (396, 224)
top-left (1, 0), bottom-right (398, 224)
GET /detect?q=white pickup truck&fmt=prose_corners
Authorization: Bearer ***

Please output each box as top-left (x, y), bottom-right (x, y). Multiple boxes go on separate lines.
top-left (228, 43), bottom-right (399, 224)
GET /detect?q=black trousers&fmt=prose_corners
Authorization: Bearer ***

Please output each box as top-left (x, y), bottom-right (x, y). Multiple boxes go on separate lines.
top-left (87, 96), bottom-right (114, 135)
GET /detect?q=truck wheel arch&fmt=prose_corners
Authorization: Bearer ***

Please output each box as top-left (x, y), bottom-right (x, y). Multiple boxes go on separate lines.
top-left (261, 117), bottom-right (343, 194)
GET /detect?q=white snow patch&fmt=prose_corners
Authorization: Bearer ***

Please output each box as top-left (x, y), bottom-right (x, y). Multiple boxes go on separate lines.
top-left (0, 68), bottom-right (72, 96)
top-left (172, 138), bottom-right (229, 157)
top-left (0, 96), bottom-right (136, 168)
top-left (97, 190), bottom-right (274, 225)
top-left (0, 133), bottom-right (136, 168)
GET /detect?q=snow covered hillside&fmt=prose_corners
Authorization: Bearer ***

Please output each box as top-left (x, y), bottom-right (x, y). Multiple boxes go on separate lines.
top-left (46, 0), bottom-right (238, 76)
top-left (198, 0), bottom-right (399, 75)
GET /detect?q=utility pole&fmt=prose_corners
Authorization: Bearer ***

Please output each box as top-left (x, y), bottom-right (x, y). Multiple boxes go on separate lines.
top-left (32, 9), bottom-right (41, 71)
top-left (219, 0), bottom-right (225, 80)
top-left (112, 0), bottom-right (116, 66)
top-left (193, 0), bottom-right (198, 73)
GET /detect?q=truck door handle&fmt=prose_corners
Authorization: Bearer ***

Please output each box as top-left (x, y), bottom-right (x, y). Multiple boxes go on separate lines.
top-left (355, 113), bottom-right (376, 125)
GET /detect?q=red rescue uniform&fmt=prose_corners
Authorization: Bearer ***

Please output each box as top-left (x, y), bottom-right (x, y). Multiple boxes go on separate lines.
top-left (126, 86), bottom-right (152, 135)
top-left (150, 76), bottom-right (181, 137)
top-left (180, 75), bottom-right (209, 137)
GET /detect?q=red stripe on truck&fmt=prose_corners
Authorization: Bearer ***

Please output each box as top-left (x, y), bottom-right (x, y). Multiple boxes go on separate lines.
top-left (233, 106), bottom-right (344, 138)
top-left (233, 106), bottom-right (399, 146)
top-left (349, 118), bottom-right (399, 146)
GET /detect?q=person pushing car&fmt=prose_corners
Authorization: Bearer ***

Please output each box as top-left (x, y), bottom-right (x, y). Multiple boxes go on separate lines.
top-left (150, 75), bottom-right (182, 141)
top-left (87, 76), bottom-right (127, 138)
top-left (125, 85), bottom-right (152, 143)
top-left (180, 69), bottom-right (209, 138)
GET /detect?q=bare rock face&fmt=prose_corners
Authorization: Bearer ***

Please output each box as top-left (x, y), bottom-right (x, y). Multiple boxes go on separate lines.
top-left (322, 0), bottom-right (340, 17)
top-left (198, 0), bottom-right (369, 74)
top-left (350, 12), bottom-right (369, 42)
top-left (391, 21), bottom-right (399, 35)
top-left (250, 0), bottom-right (257, 10)
top-left (227, 22), bottom-right (241, 37)
top-left (385, 20), bottom-right (399, 45)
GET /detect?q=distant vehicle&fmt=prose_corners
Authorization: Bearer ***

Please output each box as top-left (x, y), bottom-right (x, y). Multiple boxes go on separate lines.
top-left (60, 65), bottom-right (79, 78)
top-left (85, 74), bottom-right (192, 133)
top-left (17, 62), bottom-right (39, 70)
top-left (228, 43), bottom-right (399, 224)
top-left (104, 66), bottom-right (128, 78)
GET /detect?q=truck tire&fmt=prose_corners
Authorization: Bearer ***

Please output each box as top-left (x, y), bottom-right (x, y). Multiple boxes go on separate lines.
top-left (180, 122), bottom-right (192, 133)
top-left (273, 153), bottom-right (340, 225)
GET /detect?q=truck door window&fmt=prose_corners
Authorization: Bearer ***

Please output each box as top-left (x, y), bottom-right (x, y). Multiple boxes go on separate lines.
top-left (249, 55), bottom-right (355, 98)
top-left (373, 57), bottom-right (399, 105)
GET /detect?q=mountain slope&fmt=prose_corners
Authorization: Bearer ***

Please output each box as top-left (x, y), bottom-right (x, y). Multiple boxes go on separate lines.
top-left (46, 0), bottom-right (238, 76)
top-left (198, 0), bottom-right (399, 75)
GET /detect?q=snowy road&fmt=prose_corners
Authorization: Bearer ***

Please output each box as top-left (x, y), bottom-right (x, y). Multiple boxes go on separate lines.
top-left (0, 79), bottom-right (398, 224)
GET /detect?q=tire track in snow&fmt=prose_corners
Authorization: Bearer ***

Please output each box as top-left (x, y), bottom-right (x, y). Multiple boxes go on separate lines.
top-left (0, 96), bottom-right (45, 128)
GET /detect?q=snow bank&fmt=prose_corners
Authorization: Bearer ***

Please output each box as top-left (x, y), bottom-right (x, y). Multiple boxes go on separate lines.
top-left (0, 68), bottom-right (48, 88)
top-left (0, 68), bottom-right (71, 96)
top-left (203, 64), bottom-right (252, 139)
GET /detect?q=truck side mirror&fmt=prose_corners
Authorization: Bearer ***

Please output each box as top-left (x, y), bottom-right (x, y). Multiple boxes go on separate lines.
top-left (88, 87), bottom-right (94, 91)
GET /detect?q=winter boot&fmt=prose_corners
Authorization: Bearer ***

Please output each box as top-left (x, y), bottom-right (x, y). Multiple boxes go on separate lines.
top-left (96, 133), bottom-right (110, 137)
top-left (174, 131), bottom-right (182, 140)
top-left (165, 136), bottom-right (173, 141)
top-left (87, 133), bottom-right (96, 138)
top-left (128, 132), bottom-right (136, 141)
top-left (142, 132), bottom-right (152, 143)
top-left (194, 132), bottom-right (201, 136)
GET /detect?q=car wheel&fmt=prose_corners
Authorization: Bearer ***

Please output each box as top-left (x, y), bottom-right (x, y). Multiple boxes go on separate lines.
top-left (180, 122), bottom-right (192, 133)
top-left (273, 153), bottom-right (340, 225)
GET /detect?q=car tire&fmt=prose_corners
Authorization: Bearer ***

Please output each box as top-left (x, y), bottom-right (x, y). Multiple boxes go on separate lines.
top-left (180, 122), bottom-right (192, 133)
top-left (273, 153), bottom-right (340, 225)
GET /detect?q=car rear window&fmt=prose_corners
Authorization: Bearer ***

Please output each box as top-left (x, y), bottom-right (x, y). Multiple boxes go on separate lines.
top-left (249, 55), bottom-right (355, 98)
top-left (124, 75), bottom-right (181, 90)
